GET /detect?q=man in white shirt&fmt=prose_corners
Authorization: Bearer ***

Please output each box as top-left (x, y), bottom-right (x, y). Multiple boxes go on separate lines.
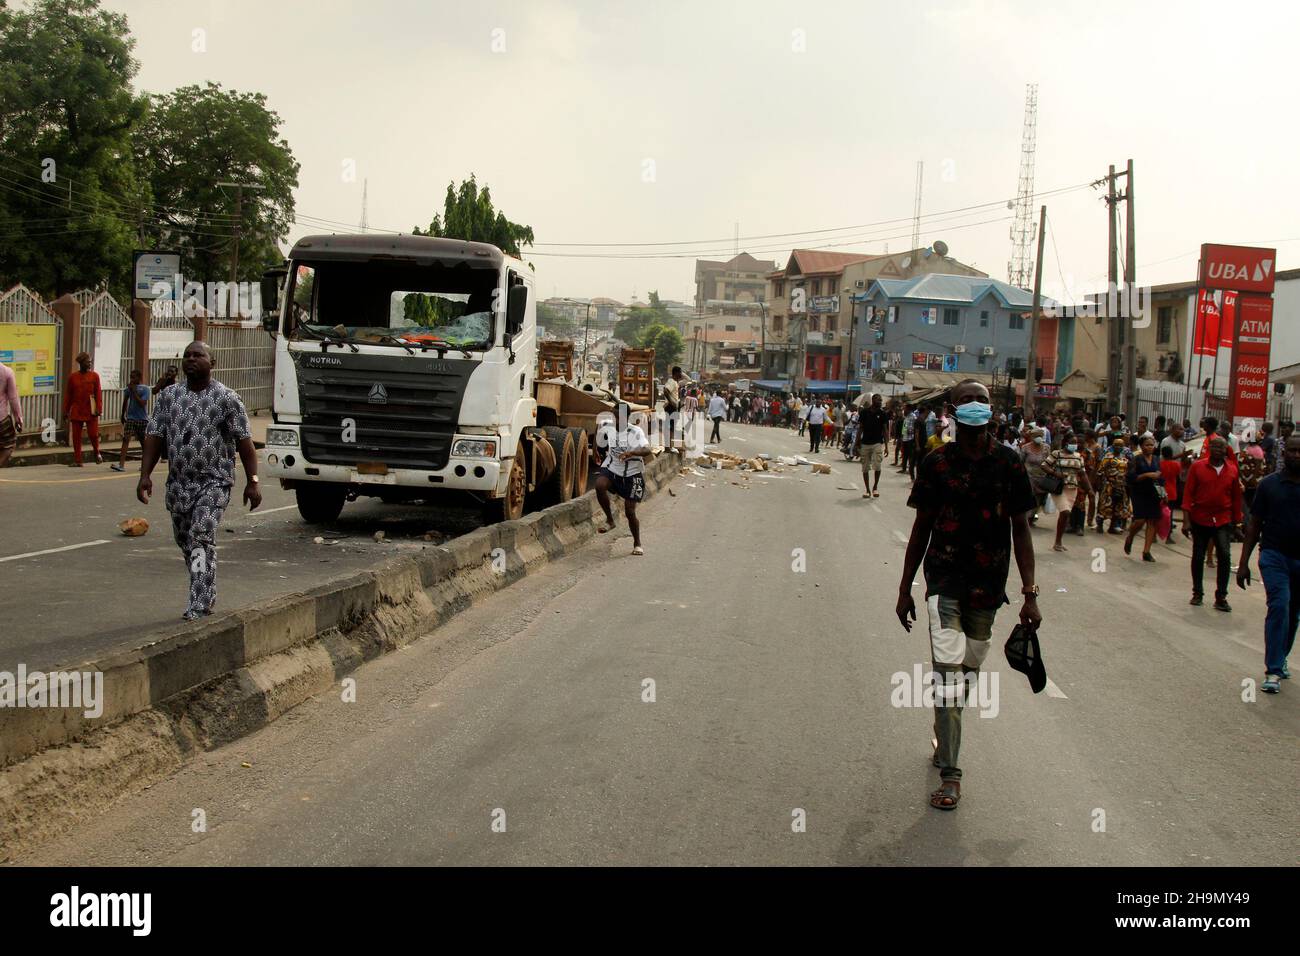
top-left (797, 397), bottom-right (810, 436)
top-left (663, 366), bottom-right (683, 448)
top-left (595, 403), bottom-right (653, 555)
top-left (707, 391), bottom-right (727, 444)
top-left (807, 399), bottom-right (827, 453)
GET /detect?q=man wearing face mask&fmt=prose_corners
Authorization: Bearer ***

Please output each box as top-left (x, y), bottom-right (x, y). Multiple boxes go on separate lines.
top-left (1237, 434), bottom-right (1300, 693)
top-left (897, 379), bottom-right (1040, 811)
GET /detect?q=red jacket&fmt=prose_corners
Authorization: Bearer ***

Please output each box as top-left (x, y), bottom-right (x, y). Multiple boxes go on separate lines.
top-left (1182, 457), bottom-right (1242, 527)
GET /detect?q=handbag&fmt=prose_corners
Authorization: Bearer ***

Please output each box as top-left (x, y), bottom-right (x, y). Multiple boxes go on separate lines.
top-left (1035, 472), bottom-right (1065, 496)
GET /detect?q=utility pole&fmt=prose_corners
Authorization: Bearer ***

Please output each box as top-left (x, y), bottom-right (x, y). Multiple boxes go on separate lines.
top-left (217, 180), bottom-right (265, 319)
top-left (1123, 158), bottom-right (1136, 424)
top-left (1104, 166), bottom-right (1121, 415)
top-left (1023, 205), bottom-right (1048, 423)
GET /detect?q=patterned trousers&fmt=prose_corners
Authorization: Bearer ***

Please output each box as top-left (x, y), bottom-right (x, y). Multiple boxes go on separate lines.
top-left (170, 484), bottom-right (231, 617)
top-left (927, 595), bottom-right (998, 782)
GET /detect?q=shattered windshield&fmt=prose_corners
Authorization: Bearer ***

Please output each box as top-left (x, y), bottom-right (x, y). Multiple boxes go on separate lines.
top-left (287, 258), bottom-right (499, 350)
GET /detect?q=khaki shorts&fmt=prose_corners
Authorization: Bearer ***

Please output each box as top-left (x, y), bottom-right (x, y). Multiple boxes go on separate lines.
top-left (860, 442), bottom-right (885, 469)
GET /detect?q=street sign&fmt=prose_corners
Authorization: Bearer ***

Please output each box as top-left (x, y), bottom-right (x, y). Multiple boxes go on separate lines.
top-left (1199, 244), bottom-right (1276, 293)
top-left (133, 250), bottom-right (183, 301)
top-left (1228, 295), bottom-right (1272, 425)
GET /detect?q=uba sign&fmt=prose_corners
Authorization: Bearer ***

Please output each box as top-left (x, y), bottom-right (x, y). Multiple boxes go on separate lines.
top-left (1199, 244), bottom-right (1277, 293)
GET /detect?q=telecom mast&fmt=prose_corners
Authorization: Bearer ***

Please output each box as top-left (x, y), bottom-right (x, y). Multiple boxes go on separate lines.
top-left (910, 161), bottom-right (923, 253)
top-left (360, 179), bottom-right (369, 233)
top-left (1007, 83), bottom-right (1038, 288)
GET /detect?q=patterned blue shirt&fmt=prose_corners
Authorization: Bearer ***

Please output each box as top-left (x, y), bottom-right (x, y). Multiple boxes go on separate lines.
top-left (147, 380), bottom-right (251, 509)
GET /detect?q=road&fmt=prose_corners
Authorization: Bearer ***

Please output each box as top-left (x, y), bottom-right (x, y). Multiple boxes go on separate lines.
top-left (12, 420), bottom-right (1297, 865)
top-left (0, 459), bottom-right (485, 671)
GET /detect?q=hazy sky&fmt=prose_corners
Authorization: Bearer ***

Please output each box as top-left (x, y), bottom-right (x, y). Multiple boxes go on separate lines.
top-left (106, 0), bottom-right (1299, 304)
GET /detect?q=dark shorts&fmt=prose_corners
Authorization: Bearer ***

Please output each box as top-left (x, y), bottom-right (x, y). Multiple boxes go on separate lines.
top-left (122, 420), bottom-right (147, 441)
top-left (599, 467), bottom-right (645, 502)
top-left (0, 413), bottom-right (15, 451)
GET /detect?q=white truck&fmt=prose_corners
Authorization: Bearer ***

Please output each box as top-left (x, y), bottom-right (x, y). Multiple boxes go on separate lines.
top-left (260, 234), bottom-right (630, 524)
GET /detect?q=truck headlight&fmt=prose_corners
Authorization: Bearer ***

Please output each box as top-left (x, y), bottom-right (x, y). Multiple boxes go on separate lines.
top-left (267, 428), bottom-right (299, 447)
top-left (452, 439), bottom-right (497, 458)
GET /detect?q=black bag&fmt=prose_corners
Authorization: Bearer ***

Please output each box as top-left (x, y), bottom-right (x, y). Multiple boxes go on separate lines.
top-left (1035, 473), bottom-right (1065, 496)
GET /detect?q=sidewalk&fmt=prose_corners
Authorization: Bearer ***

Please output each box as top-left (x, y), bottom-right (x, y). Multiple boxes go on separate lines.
top-left (4, 412), bottom-right (272, 467)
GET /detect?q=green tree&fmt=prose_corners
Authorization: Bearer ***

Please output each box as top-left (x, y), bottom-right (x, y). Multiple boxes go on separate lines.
top-left (414, 175), bottom-right (534, 256)
top-left (613, 289), bottom-right (673, 344)
top-left (0, 0), bottom-right (147, 296)
top-left (638, 323), bottom-right (683, 377)
top-left (136, 82), bottom-right (300, 285)
top-left (537, 302), bottom-right (577, 338)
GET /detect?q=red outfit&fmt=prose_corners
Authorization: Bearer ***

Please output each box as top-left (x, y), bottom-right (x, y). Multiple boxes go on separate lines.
top-left (1160, 459), bottom-right (1181, 500)
top-left (1182, 457), bottom-right (1242, 527)
top-left (64, 369), bottom-right (102, 464)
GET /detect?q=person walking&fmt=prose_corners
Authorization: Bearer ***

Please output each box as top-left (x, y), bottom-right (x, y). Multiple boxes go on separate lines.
top-left (856, 392), bottom-right (889, 498)
top-left (1159, 445), bottom-right (1182, 542)
top-left (137, 342), bottom-right (260, 620)
top-left (662, 366), bottom-right (682, 447)
top-left (707, 390), bottom-right (726, 444)
top-left (807, 398), bottom-right (826, 453)
top-left (896, 379), bottom-right (1040, 811)
top-left (63, 351), bottom-right (103, 467)
top-left (1096, 437), bottom-right (1131, 534)
top-left (594, 402), bottom-right (652, 555)
top-left (1124, 435), bottom-right (1164, 562)
top-left (1237, 434), bottom-right (1300, 693)
top-left (112, 369), bottom-right (150, 472)
top-left (1274, 421), bottom-right (1295, 474)
top-left (797, 396), bottom-right (809, 436)
top-left (1044, 433), bottom-right (1089, 552)
top-left (1182, 436), bottom-right (1242, 611)
top-left (0, 360), bottom-right (22, 469)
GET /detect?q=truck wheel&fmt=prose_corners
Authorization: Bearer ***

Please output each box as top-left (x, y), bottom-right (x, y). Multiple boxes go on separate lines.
top-left (531, 426), bottom-right (575, 507)
top-left (296, 483), bottom-right (346, 524)
top-left (484, 455), bottom-right (527, 523)
top-left (567, 426), bottom-right (590, 496)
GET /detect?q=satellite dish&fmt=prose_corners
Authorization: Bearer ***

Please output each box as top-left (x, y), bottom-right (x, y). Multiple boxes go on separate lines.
top-left (900, 256), bottom-right (912, 269)
top-left (933, 239), bottom-right (949, 257)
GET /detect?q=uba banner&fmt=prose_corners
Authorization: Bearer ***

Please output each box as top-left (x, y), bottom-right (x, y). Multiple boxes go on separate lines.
top-left (1200, 244), bottom-right (1276, 294)
top-left (1228, 295), bottom-right (1273, 427)
top-left (1192, 289), bottom-right (1236, 357)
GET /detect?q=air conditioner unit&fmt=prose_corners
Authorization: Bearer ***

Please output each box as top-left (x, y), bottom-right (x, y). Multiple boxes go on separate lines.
top-left (854, 279), bottom-right (866, 288)
top-left (980, 346), bottom-right (996, 356)
top-left (953, 345), bottom-right (966, 354)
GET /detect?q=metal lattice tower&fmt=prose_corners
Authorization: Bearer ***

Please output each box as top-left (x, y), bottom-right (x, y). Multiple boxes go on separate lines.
top-left (359, 179), bottom-right (369, 233)
top-left (910, 161), bottom-right (923, 253)
top-left (1007, 83), bottom-right (1038, 288)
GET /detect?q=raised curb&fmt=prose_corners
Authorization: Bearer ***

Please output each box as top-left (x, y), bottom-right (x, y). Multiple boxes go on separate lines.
top-left (0, 452), bottom-right (678, 856)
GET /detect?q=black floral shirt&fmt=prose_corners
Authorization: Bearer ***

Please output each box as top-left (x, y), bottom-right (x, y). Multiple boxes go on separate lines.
top-left (908, 433), bottom-right (1037, 609)
top-left (147, 380), bottom-right (251, 511)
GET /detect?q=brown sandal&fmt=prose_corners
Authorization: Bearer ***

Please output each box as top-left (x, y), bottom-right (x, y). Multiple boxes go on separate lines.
top-left (930, 781), bottom-right (960, 810)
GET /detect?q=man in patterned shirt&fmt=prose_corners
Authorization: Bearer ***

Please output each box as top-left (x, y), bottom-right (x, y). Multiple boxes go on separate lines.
top-left (896, 379), bottom-right (1040, 811)
top-left (137, 341), bottom-right (261, 620)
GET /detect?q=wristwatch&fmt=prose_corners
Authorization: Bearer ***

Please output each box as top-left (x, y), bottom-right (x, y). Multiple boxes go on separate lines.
top-left (1021, 584), bottom-right (1040, 597)
top-left (249, 475), bottom-right (260, 484)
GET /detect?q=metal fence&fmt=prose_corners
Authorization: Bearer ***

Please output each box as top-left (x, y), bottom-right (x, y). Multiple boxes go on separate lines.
top-left (207, 322), bottom-right (275, 412)
top-left (146, 300), bottom-right (197, 394)
top-left (73, 290), bottom-right (136, 419)
top-left (0, 284), bottom-right (61, 436)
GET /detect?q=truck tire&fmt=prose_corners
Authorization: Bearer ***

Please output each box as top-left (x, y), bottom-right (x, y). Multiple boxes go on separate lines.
top-left (296, 483), bottom-right (347, 524)
top-left (483, 455), bottom-right (527, 523)
top-left (566, 426), bottom-right (590, 496)
top-left (533, 425), bottom-right (575, 507)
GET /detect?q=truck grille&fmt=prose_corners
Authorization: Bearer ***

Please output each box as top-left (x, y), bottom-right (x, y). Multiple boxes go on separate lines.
top-left (293, 350), bottom-right (478, 470)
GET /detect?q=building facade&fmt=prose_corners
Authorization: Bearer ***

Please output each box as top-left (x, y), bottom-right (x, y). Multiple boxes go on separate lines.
top-left (694, 252), bottom-right (777, 311)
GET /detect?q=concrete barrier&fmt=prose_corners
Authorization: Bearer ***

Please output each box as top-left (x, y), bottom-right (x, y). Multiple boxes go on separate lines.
top-left (0, 450), bottom-right (680, 856)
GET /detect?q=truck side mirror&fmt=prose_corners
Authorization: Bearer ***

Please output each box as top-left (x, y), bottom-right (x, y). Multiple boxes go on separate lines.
top-left (506, 284), bottom-right (528, 336)
top-left (261, 267), bottom-right (286, 333)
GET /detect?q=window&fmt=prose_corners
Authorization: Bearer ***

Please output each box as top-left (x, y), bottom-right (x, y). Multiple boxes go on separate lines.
top-left (773, 315), bottom-right (784, 333)
top-left (810, 316), bottom-right (820, 332)
top-left (979, 310), bottom-right (989, 328)
top-left (977, 353), bottom-right (987, 368)
top-left (943, 308), bottom-right (960, 326)
top-left (826, 315), bottom-right (837, 332)
top-left (1157, 306), bottom-right (1173, 345)
top-left (725, 324), bottom-right (736, 332)
top-left (774, 280), bottom-right (784, 297)
top-left (1009, 312), bottom-right (1026, 331)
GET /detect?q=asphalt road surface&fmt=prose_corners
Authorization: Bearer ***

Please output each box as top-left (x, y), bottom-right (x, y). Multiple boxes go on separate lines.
top-left (13, 421), bottom-right (1298, 865)
top-left (0, 457), bottom-right (486, 671)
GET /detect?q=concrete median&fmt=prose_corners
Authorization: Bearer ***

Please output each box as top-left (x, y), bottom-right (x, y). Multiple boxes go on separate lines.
top-left (0, 450), bottom-right (679, 856)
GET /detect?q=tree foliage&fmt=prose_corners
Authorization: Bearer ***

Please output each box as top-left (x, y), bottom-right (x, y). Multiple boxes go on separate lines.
top-left (0, 0), bottom-right (146, 295)
top-left (414, 175), bottom-right (534, 256)
top-left (613, 289), bottom-right (673, 345)
top-left (536, 302), bottom-right (577, 337)
top-left (639, 323), bottom-right (683, 377)
top-left (136, 83), bottom-right (299, 285)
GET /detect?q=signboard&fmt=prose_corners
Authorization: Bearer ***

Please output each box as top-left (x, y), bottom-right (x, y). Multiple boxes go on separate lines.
top-left (942, 354), bottom-right (959, 373)
top-left (0, 324), bottom-right (57, 395)
top-left (927, 353), bottom-right (943, 371)
top-left (805, 331), bottom-right (825, 345)
top-left (133, 250), bottom-right (183, 301)
top-left (810, 295), bottom-right (839, 314)
top-left (149, 329), bottom-right (192, 361)
top-left (1229, 296), bottom-right (1272, 426)
top-left (920, 307), bottom-right (938, 325)
top-left (911, 351), bottom-right (927, 370)
top-left (1199, 244), bottom-right (1276, 294)
top-left (93, 328), bottom-right (123, 392)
